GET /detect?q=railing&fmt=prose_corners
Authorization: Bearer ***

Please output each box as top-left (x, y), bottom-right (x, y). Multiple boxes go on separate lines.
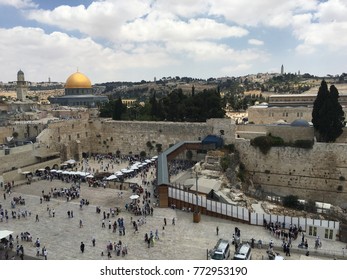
top-left (168, 185), bottom-right (340, 231)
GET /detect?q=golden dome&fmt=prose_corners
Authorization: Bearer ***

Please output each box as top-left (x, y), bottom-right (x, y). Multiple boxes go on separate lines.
top-left (65, 71), bottom-right (92, 89)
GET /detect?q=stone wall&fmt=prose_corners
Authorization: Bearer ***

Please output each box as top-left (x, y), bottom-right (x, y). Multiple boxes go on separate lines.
top-left (34, 118), bottom-right (235, 162)
top-left (88, 119), bottom-right (212, 156)
top-left (0, 126), bottom-right (14, 143)
top-left (235, 139), bottom-right (347, 206)
top-left (236, 124), bottom-right (314, 142)
top-left (248, 105), bottom-right (347, 126)
top-left (1, 158), bottom-right (60, 184)
top-left (9, 116), bottom-right (347, 209)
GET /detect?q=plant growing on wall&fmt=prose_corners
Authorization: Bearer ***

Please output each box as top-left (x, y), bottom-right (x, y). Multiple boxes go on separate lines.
top-left (155, 143), bottom-right (162, 153)
top-left (250, 136), bottom-right (272, 154)
top-left (293, 140), bottom-right (314, 149)
top-left (250, 134), bottom-right (284, 154)
top-left (140, 151), bottom-right (146, 159)
top-left (146, 141), bottom-right (153, 149)
top-left (220, 154), bottom-right (231, 172)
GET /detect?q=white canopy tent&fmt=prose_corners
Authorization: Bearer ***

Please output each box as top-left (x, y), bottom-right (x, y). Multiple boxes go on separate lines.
top-left (0, 230), bottom-right (13, 239)
top-left (65, 159), bottom-right (76, 165)
top-left (106, 174), bottom-right (118, 181)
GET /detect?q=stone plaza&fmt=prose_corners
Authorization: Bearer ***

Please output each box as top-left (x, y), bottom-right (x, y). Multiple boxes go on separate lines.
top-left (1, 159), bottom-right (346, 261)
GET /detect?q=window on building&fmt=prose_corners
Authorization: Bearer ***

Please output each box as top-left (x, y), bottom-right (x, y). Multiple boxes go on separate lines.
top-left (69, 135), bottom-right (71, 141)
top-left (325, 229), bottom-right (334, 240)
top-left (309, 226), bottom-right (318, 237)
top-left (85, 132), bottom-right (88, 137)
top-left (77, 133), bottom-right (80, 139)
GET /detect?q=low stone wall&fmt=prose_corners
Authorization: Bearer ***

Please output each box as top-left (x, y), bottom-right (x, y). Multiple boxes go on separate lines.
top-left (1, 158), bottom-right (61, 183)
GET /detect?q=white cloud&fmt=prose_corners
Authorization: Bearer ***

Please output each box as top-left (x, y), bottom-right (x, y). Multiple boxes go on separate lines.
top-left (292, 0), bottom-right (347, 54)
top-left (314, 0), bottom-right (347, 22)
top-left (220, 64), bottom-right (252, 76)
top-left (248, 39), bottom-right (264, 46)
top-left (0, 26), bottom-right (179, 83)
top-left (2, 0), bottom-right (347, 82)
top-left (151, 0), bottom-right (211, 18)
top-left (27, 0), bottom-right (151, 41)
top-left (0, 0), bottom-right (37, 8)
top-left (120, 14), bottom-right (248, 42)
top-left (208, 0), bottom-right (318, 27)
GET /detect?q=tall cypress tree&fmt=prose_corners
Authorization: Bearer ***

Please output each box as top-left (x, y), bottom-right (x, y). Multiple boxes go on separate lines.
top-left (312, 80), bottom-right (345, 142)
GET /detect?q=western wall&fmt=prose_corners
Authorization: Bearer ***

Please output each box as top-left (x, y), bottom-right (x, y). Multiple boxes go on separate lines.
top-left (235, 139), bottom-right (347, 207)
top-left (36, 117), bottom-right (234, 161)
top-left (2, 116), bottom-right (347, 207)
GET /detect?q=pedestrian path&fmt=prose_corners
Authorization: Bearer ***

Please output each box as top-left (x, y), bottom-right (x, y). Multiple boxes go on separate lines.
top-left (1, 168), bottom-right (346, 260)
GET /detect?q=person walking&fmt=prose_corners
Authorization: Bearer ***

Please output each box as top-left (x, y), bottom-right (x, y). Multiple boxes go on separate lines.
top-left (80, 242), bottom-right (85, 253)
top-left (35, 214), bottom-right (39, 222)
top-left (92, 237), bottom-right (96, 247)
top-left (172, 217), bottom-right (175, 225)
top-left (43, 247), bottom-right (48, 260)
top-left (164, 217), bottom-right (167, 226)
top-left (216, 226), bottom-right (219, 235)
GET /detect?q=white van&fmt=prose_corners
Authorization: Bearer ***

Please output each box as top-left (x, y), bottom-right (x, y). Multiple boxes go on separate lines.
top-left (233, 243), bottom-right (252, 260)
top-left (210, 239), bottom-right (231, 260)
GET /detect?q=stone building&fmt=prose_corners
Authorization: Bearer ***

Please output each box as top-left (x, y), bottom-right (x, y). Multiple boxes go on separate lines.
top-left (248, 84), bottom-right (347, 125)
top-left (49, 71), bottom-right (108, 107)
top-left (16, 70), bottom-right (27, 101)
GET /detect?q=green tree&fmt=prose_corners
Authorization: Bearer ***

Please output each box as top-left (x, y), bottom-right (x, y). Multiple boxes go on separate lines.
top-left (112, 98), bottom-right (125, 120)
top-left (312, 80), bottom-right (345, 142)
top-left (149, 93), bottom-right (158, 119)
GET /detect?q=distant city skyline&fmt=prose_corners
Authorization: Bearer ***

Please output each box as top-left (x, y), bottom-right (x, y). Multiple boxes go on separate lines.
top-left (0, 0), bottom-right (346, 83)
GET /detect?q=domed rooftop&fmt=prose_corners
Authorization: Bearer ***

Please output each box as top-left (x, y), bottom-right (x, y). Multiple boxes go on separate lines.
top-left (65, 71), bottom-right (92, 89)
top-left (291, 119), bottom-right (310, 127)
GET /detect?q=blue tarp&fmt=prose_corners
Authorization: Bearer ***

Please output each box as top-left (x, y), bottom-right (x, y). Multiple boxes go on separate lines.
top-left (202, 135), bottom-right (224, 148)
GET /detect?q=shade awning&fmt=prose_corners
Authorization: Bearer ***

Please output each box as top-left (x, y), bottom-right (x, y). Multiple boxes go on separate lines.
top-left (0, 230), bottom-right (13, 239)
top-left (130, 194), bottom-right (140, 200)
top-left (106, 174), bottom-right (118, 181)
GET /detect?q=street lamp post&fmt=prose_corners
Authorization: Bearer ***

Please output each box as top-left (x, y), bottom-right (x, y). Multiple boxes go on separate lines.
top-left (195, 171), bottom-right (199, 213)
top-left (193, 163), bottom-right (201, 223)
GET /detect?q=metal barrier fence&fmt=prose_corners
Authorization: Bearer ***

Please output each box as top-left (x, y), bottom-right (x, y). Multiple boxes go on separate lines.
top-left (168, 185), bottom-right (340, 233)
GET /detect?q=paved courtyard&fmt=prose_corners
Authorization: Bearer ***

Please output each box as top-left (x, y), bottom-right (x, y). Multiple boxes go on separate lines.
top-left (0, 160), bottom-right (346, 260)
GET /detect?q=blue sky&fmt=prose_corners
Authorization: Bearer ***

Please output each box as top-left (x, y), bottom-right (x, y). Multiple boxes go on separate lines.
top-left (0, 0), bottom-right (346, 83)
